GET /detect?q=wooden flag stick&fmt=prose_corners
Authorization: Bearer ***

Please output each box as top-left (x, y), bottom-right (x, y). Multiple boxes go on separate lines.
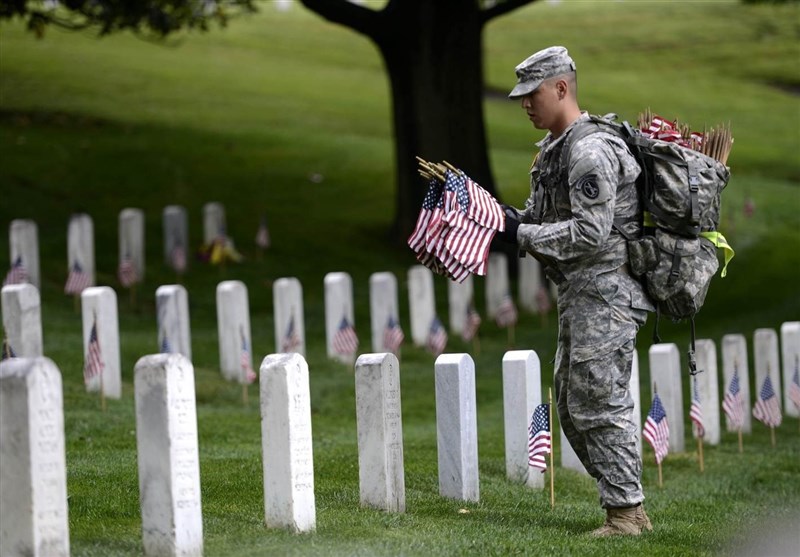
top-left (130, 283), bottom-right (137, 308)
top-left (508, 325), bottom-right (515, 348)
top-left (657, 461), bottom-right (663, 488)
top-left (548, 387), bottom-right (555, 509)
top-left (697, 437), bottom-right (704, 473)
top-left (770, 426), bottom-right (776, 448)
top-left (473, 336), bottom-right (480, 357)
top-left (73, 294), bottom-right (80, 313)
top-left (738, 428), bottom-right (743, 454)
top-left (242, 383), bottom-right (249, 407)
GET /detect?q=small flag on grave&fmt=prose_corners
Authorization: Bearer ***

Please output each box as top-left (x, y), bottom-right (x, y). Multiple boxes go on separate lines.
top-left (643, 392), bottom-right (670, 465)
top-left (383, 315), bottom-right (404, 354)
top-left (117, 254), bottom-right (139, 288)
top-left (64, 261), bottom-right (91, 295)
top-left (753, 375), bottom-right (782, 428)
top-left (426, 316), bottom-right (448, 357)
top-left (3, 256), bottom-right (29, 286)
top-left (332, 315), bottom-right (359, 356)
top-left (528, 403), bottom-right (551, 472)
top-left (722, 363), bottom-right (745, 431)
top-left (255, 216), bottom-right (270, 250)
top-left (461, 304), bottom-right (481, 343)
top-left (240, 331), bottom-right (257, 384)
top-left (281, 314), bottom-right (302, 353)
top-left (495, 294), bottom-right (518, 328)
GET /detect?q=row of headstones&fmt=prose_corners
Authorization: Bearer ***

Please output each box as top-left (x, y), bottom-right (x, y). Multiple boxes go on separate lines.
top-left (1, 260), bottom-right (550, 395)
top-left (6, 203), bottom-right (240, 287)
top-left (3, 331), bottom-right (798, 556)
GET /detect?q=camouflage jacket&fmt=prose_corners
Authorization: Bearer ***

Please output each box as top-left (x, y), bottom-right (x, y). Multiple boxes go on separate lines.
top-left (516, 113), bottom-right (646, 296)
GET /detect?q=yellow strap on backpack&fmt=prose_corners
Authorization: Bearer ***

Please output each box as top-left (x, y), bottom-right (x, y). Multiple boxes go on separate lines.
top-left (699, 231), bottom-right (734, 278)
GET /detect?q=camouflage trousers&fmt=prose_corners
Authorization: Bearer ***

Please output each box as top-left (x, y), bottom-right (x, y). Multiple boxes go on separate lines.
top-left (554, 267), bottom-right (649, 509)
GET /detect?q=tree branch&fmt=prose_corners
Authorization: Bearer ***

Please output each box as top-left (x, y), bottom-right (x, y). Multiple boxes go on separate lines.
top-left (480, 0), bottom-right (537, 25)
top-left (298, 0), bottom-right (383, 39)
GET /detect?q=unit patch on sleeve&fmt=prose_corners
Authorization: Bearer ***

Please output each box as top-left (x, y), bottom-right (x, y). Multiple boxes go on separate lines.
top-left (575, 173), bottom-right (599, 200)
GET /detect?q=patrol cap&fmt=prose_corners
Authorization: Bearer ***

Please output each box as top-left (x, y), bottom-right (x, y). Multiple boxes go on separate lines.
top-left (508, 46), bottom-right (576, 99)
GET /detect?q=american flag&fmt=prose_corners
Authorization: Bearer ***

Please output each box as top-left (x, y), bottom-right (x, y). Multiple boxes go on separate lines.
top-left (255, 216), bottom-right (270, 249)
top-left (160, 333), bottom-right (172, 354)
top-left (528, 403), bottom-right (551, 472)
top-left (170, 244), bottom-right (187, 273)
top-left (643, 393), bottom-right (670, 464)
top-left (408, 168), bottom-right (505, 283)
top-left (495, 294), bottom-right (518, 328)
top-left (84, 320), bottom-right (104, 385)
top-left (281, 314), bottom-right (302, 353)
top-left (1, 336), bottom-right (15, 360)
top-left (240, 332), bottom-right (257, 384)
top-left (3, 256), bottom-right (29, 286)
top-left (722, 364), bottom-right (744, 431)
top-left (689, 377), bottom-right (705, 439)
top-left (535, 286), bottom-right (552, 314)
top-left (332, 315), bottom-right (359, 356)
top-left (790, 357), bottom-right (800, 412)
top-left (383, 315), bottom-right (404, 354)
top-left (753, 375), bottom-right (782, 428)
top-left (426, 316), bottom-right (448, 356)
top-left (64, 261), bottom-right (91, 295)
top-left (117, 255), bottom-right (139, 288)
top-left (461, 304), bottom-right (481, 343)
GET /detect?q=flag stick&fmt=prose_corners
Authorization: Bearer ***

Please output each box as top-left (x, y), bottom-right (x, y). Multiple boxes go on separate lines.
top-left (242, 382), bottom-right (249, 406)
top-left (548, 387), bottom-right (555, 509)
top-left (770, 426), bottom-right (776, 448)
top-left (473, 336), bottom-right (480, 356)
top-left (697, 437), bottom-right (704, 472)
top-left (738, 428), bottom-right (743, 453)
top-left (508, 325), bottom-right (515, 348)
top-left (130, 284), bottom-right (137, 308)
top-left (73, 294), bottom-right (80, 313)
top-left (657, 461), bottom-right (663, 488)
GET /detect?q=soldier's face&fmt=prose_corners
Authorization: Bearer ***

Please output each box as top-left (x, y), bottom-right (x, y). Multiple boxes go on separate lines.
top-left (520, 81), bottom-right (559, 130)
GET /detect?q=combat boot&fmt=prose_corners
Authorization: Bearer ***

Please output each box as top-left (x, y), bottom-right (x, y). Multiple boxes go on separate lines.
top-left (591, 504), bottom-right (653, 537)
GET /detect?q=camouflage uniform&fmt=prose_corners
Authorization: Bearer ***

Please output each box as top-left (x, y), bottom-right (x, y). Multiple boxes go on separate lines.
top-left (517, 113), bottom-right (655, 509)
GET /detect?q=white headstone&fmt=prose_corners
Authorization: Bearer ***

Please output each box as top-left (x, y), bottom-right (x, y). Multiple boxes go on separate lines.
top-left (0, 357), bottom-right (70, 557)
top-left (67, 213), bottom-right (95, 287)
top-left (324, 272), bottom-right (357, 364)
top-left (275, 0), bottom-right (292, 11)
top-left (692, 339), bottom-right (720, 445)
top-left (216, 280), bottom-right (253, 383)
top-left (9, 219), bottom-right (40, 289)
top-left (355, 353), bottom-right (405, 512)
top-left (369, 273), bottom-right (402, 354)
top-left (502, 350), bottom-right (544, 488)
top-left (260, 353), bottom-right (316, 532)
top-left (779, 321), bottom-right (800, 418)
top-left (434, 353), bottom-right (479, 502)
top-left (407, 265), bottom-right (435, 346)
top-left (273, 277), bottom-right (305, 356)
top-left (134, 354), bottom-right (203, 557)
top-left (156, 285), bottom-right (192, 361)
top-left (721, 334), bottom-right (752, 433)
top-left (518, 255), bottom-right (543, 314)
top-left (1, 283), bottom-right (43, 357)
top-left (485, 252), bottom-right (509, 319)
top-left (648, 343), bottom-right (684, 453)
top-left (202, 202), bottom-right (226, 244)
top-left (119, 208), bottom-right (145, 282)
top-left (560, 429), bottom-right (588, 475)
top-left (754, 328), bottom-right (782, 414)
top-left (631, 348), bottom-right (642, 455)
top-left (163, 205), bottom-right (189, 272)
top-left (448, 275), bottom-right (474, 335)
top-left (81, 287), bottom-right (121, 399)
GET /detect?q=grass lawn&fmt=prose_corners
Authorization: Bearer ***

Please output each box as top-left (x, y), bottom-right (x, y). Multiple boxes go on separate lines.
top-left (1, 0), bottom-right (799, 555)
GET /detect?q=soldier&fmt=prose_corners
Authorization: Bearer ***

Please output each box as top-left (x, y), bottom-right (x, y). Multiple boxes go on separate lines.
top-left (495, 46), bottom-right (655, 536)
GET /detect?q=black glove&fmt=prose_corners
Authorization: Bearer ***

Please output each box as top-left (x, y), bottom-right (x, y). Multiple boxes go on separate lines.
top-left (494, 204), bottom-right (520, 245)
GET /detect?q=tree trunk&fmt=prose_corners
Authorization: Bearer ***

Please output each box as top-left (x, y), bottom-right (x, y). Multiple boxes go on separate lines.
top-left (374, 2), bottom-right (496, 243)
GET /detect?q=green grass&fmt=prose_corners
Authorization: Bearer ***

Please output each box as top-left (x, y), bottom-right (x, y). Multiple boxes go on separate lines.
top-left (1, 0), bottom-right (799, 555)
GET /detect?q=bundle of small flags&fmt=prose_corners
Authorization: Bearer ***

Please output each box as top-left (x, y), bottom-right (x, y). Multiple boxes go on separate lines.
top-left (408, 158), bottom-right (505, 283)
top-left (637, 108), bottom-right (733, 165)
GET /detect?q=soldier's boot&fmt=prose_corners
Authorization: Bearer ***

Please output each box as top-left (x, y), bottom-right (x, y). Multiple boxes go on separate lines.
top-left (591, 504), bottom-right (653, 537)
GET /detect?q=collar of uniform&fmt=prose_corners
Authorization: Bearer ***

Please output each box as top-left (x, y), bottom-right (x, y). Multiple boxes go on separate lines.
top-left (535, 111), bottom-right (590, 153)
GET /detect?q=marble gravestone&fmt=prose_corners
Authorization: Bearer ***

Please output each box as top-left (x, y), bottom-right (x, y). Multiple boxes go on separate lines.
top-left (119, 208), bottom-right (145, 282)
top-left (721, 334), bottom-right (752, 433)
top-left (156, 285), bottom-right (192, 361)
top-left (273, 277), bottom-right (305, 356)
top-left (1, 283), bottom-right (43, 357)
top-left (518, 255), bottom-right (544, 314)
top-left (502, 350), bottom-right (544, 488)
top-left (692, 339), bottom-right (721, 445)
top-left (648, 343), bottom-right (684, 453)
top-left (9, 219), bottom-right (40, 288)
top-left (202, 202), bottom-right (226, 244)
top-left (162, 205), bottom-right (189, 272)
top-left (754, 328), bottom-right (782, 415)
top-left (260, 353), bottom-right (316, 533)
top-left (369, 272), bottom-right (402, 354)
top-left (134, 354), bottom-right (203, 557)
top-left (779, 321), bottom-right (799, 418)
top-left (447, 274), bottom-right (474, 336)
top-left (485, 252), bottom-right (509, 320)
top-left (81, 287), bottom-right (121, 399)
top-left (407, 265), bottom-right (436, 347)
top-left (324, 272), bottom-right (357, 364)
top-left (67, 213), bottom-right (95, 288)
top-left (0, 357), bottom-right (70, 557)
top-left (434, 353), bottom-right (479, 502)
top-left (216, 280), bottom-right (253, 383)
top-left (355, 353), bottom-right (406, 512)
